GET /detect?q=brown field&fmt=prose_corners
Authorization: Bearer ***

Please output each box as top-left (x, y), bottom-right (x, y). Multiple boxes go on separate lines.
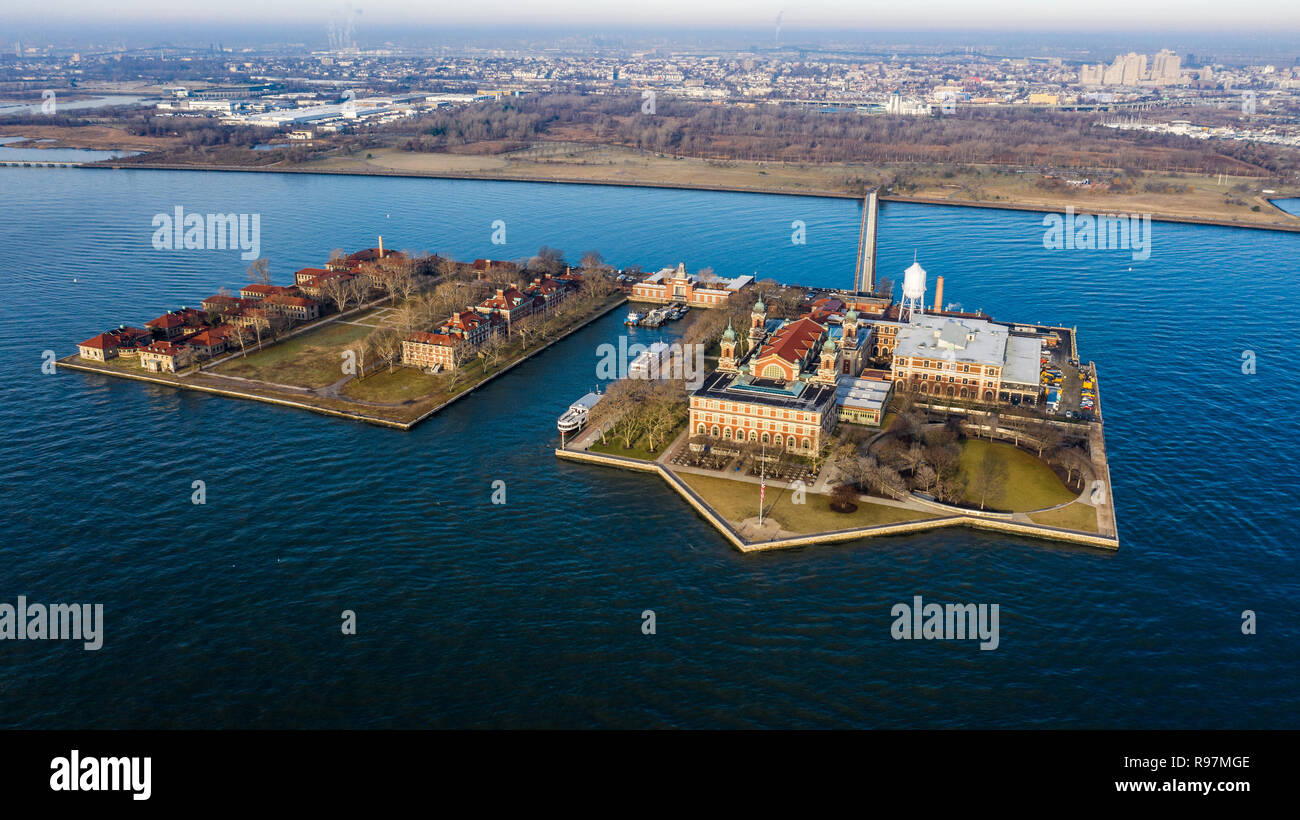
top-left (289, 143), bottom-right (1300, 229)
top-left (0, 124), bottom-right (183, 152)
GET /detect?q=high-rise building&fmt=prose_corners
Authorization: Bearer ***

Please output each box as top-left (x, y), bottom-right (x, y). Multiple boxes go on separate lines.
top-left (1151, 50), bottom-right (1181, 82)
top-left (1099, 52), bottom-right (1149, 86)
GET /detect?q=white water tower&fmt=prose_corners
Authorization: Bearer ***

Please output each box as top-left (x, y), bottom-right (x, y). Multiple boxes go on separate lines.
top-left (901, 258), bottom-right (927, 322)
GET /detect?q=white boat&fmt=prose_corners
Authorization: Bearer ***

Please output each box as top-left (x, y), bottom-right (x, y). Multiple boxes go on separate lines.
top-left (629, 341), bottom-right (672, 379)
top-left (624, 311), bottom-right (643, 325)
top-left (557, 391), bottom-right (603, 433)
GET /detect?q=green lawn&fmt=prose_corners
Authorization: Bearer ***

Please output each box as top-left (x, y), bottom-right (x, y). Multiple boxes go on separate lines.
top-left (678, 472), bottom-right (932, 534)
top-left (957, 439), bottom-right (1076, 512)
top-left (342, 365), bottom-right (446, 403)
top-left (1028, 502), bottom-right (1100, 533)
top-left (212, 321), bottom-right (372, 388)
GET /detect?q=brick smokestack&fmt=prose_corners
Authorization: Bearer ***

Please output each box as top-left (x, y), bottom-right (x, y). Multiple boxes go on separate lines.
top-left (934, 276), bottom-right (944, 313)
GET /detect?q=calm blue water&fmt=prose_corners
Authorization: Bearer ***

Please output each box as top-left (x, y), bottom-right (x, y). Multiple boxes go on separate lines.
top-left (1272, 197), bottom-right (1300, 217)
top-left (1, 167), bottom-right (1297, 729)
top-left (0, 136), bottom-right (139, 162)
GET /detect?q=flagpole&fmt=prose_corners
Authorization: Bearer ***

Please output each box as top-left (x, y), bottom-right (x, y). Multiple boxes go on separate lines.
top-left (759, 441), bottom-right (765, 526)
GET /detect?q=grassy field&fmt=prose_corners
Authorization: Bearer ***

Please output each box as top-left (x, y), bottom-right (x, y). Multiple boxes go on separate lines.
top-left (210, 321), bottom-right (373, 388)
top-left (957, 439), bottom-right (1076, 512)
top-left (1028, 502), bottom-right (1100, 533)
top-left (678, 471), bottom-right (932, 534)
top-left (293, 143), bottom-right (1300, 229)
top-left (342, 365), bottom-right (446, 403)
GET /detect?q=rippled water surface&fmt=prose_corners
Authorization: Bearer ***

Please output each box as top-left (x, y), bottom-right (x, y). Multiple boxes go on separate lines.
top-left (1, 168), bottom-right (1297, 728)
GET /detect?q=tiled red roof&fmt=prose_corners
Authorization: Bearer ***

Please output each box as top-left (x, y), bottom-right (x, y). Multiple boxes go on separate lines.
top-left (141, 340), bottom-right (187, 356)
top-left (407, 331), bottom-right (459, 347)
top-left (78, 333), bottom-right (119, 350)
top-left (146, 313), bottom-right (185, 329)
top-left (186, 330), bottom-right (225, 347)
top-left (759, 316), bottom-right (826, 366)
top-left (241, 284), bottom-right (290, 296)
top-left (449, 310), bottom-right (483, 329)
top-left (482, 287), bottom-right (526, 310)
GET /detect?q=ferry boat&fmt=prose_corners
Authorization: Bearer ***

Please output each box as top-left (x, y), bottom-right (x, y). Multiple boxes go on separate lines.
top-left (640, 307), bottom-right (668, 327)
top-left (624, 311), bottom-right (644, 326)
top-left (557, 390), bottom-right (603, 434)
top-left (629, 341), bottom-right (672, 379)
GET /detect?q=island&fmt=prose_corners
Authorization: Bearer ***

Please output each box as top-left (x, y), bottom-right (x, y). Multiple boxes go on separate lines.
top-left (57, 242), bottom-right (627, 428)
top-left (557, 198), bottom-right (1119, 552)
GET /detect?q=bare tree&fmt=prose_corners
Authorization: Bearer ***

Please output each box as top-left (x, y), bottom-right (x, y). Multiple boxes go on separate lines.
top-left (246, 258), bottom-right (271, 286)
top-left (1032, 420), bottom-right (1064, 459)
top-left (347, 336), bottom-right (371, 380)
top-left (902, 442), bottom-right (927, 475)
top-left (830, 483), bottom-right (859, 512)
top-left (322, 277), bottom-right (352, 314)
top-left (915, 464), bottom-right (938, 493)
top-left (969, 448), bottom-right (1009, 511)
top-left (369, 328), bottom-right (402, 375)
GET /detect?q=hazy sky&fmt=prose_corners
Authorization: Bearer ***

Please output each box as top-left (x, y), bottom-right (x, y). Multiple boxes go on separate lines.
top-left (9, 1), bottom-right (1300, 31)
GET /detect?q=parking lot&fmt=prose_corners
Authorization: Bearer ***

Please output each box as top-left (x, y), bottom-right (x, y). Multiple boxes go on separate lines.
top-left (1036, 327), bottom-right (1098, 422)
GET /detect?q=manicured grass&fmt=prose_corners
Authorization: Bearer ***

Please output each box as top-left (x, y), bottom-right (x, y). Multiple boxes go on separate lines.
top-left (342, 366), bottom-right (445, 403)
top-left (678, 472), bottom-right (932, 534)
top-left (211, 321), bottom-right (372, 388)
top-left (957, 438), bottom-right (1075, 512)
top-left (1028, 502), bottom-right (1100, 533)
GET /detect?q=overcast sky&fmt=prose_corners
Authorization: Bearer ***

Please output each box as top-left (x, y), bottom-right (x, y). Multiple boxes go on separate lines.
top-left (9, 1), bottom-right (1300, 30)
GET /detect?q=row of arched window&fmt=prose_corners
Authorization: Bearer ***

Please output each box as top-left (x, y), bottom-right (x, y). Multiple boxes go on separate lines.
top-left (697, 422), bottom-right (813, 451)
top-left (911, 383), bottom-right (995, 401)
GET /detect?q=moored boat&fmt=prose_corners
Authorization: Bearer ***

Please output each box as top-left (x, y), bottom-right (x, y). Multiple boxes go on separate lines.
top-left (557, 390), bottom-right (603, 433)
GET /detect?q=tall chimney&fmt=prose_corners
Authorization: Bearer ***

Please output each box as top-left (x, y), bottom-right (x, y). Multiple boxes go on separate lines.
top-left (934, 276), bottom-right (944, 313)
top-left (378, 235), bottom-right (384, 258)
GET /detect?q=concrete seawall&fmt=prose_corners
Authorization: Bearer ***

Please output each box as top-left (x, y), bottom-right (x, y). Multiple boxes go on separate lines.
top-left (56, 358), bottom-right (412, 428)
top-left (555, 447), bottom-right (1120, 553)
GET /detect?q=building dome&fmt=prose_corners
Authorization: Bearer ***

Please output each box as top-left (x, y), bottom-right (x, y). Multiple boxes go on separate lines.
top-left (822, 337), bottom-right (837, 355)
top-left (753, 296), bottom-right (766, 313)
top-left (722, 320), bottom-right (736, 341)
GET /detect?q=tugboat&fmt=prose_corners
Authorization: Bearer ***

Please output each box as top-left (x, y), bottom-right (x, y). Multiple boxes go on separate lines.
top-left (557, 389), bottom-right (603, 435)
top-left (624, 310), bottom-right (644, 326)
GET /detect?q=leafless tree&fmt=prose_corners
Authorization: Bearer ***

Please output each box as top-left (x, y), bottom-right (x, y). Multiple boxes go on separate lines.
top-left (246, 258), bottom-right (271, 286)
top-left (830, 483), bottom-right (860, 513)
top-left (969, 448), bottom-right (1009, 511)
top-left (915, 464), bottom-right (938, 493)
top-left (322, 277), bottom-right (351, 314)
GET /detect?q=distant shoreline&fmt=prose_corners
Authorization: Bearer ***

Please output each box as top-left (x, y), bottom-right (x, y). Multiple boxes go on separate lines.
top-left (19, 159), bottom-right (1300, 234)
